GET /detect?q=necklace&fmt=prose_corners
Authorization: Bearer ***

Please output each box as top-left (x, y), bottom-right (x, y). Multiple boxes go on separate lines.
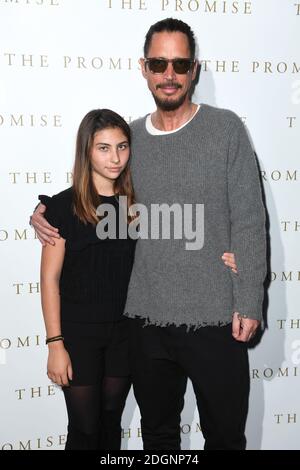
top-left (152, 103), bottom-right (196, 131)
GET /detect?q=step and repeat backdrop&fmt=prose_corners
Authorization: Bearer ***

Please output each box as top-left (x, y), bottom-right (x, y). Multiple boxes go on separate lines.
top-left (0, 0), bottom-right (299, 450)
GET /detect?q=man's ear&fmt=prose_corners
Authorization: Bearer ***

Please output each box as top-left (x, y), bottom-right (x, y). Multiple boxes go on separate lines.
top-left (139, 58), bottom-right (147, 79)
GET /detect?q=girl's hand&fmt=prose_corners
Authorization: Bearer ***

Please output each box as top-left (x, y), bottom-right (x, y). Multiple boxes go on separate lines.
top-left (47, 342), bottom-right (73, 387)
top-left (222, 252), bottom-right (237, 274)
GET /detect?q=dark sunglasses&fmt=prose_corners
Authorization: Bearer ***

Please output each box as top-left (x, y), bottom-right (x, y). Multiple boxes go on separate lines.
top-left (144, 58), bottom-right (195, 74)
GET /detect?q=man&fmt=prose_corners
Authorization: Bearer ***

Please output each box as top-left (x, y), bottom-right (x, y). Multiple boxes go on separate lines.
top-left (31, 18), bottom-right (266, 450)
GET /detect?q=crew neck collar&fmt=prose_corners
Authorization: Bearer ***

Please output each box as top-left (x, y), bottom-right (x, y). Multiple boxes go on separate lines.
top-left (146, 104), bottom-right (201, 135)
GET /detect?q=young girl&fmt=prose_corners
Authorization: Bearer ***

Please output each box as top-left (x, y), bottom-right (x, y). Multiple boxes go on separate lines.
top-left (37, 108), bottom-right (238, 450)
top-left (40, 109), bottom-right (136, 450)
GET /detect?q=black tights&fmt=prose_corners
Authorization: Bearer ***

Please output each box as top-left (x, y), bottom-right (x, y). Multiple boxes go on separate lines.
top-left (63, 376), bottom-right (131, 450)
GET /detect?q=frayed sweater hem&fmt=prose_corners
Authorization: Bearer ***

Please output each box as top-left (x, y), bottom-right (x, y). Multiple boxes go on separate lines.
top-left (124, 312), bottom-right (231, 331)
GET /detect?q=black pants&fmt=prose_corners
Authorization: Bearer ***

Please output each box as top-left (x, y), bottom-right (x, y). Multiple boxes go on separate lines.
top-left (128, 318), bottom-right (250, 450)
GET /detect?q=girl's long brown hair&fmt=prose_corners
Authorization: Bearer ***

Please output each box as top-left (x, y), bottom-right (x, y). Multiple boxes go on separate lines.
top-left (72, 109), bottom-right (135, 224)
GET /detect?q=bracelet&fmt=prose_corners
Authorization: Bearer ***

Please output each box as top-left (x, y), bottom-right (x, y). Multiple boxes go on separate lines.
top-left (46, 335), bottom-right (64, 345)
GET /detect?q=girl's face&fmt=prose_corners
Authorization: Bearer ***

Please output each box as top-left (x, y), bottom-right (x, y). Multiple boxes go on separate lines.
top-left (90, 126), bottom-right (130, 187)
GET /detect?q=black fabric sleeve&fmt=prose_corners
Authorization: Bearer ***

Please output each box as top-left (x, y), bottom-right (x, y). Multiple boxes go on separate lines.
top-left (38, 194), bottom-right (68, 240)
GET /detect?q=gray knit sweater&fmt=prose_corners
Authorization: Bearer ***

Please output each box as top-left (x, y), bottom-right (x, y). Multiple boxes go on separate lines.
top-left (124, 104), bottom-right (266, 329)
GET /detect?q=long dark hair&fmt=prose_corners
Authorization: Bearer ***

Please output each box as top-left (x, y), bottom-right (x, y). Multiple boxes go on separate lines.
top-left (72, 109), bottom-right (135, 224)
top-left (144, 18), bottom-right (196, 59)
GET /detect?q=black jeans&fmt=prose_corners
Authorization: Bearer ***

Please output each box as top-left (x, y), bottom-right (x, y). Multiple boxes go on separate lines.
top-left (128, 318), bottom-right (249, 450)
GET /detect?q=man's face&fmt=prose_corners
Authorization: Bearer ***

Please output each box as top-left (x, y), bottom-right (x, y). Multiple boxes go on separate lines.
top-left (140, 31), bottom-right (197, 111)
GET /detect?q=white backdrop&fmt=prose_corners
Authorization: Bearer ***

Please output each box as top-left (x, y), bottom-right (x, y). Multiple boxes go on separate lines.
top-left (0, 0), bottom-right (299, 450)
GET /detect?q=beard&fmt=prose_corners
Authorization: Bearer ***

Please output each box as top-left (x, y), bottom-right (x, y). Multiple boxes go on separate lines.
top-left (151, 88), bottom-right (189, 112)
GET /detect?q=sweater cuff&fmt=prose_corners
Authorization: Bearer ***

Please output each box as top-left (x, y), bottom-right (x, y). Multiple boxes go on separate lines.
top-left (232, 281), bottom-right (264, 321)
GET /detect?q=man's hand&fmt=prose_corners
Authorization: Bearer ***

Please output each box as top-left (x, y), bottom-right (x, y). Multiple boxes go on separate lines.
top-left (30, 203), bottom-right (60, 246)
top-left (232, 312), bottom-right (260, 342)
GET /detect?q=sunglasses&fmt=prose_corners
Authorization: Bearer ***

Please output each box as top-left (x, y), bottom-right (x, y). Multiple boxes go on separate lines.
top-left (144, 58), bottom-right (195, 75)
